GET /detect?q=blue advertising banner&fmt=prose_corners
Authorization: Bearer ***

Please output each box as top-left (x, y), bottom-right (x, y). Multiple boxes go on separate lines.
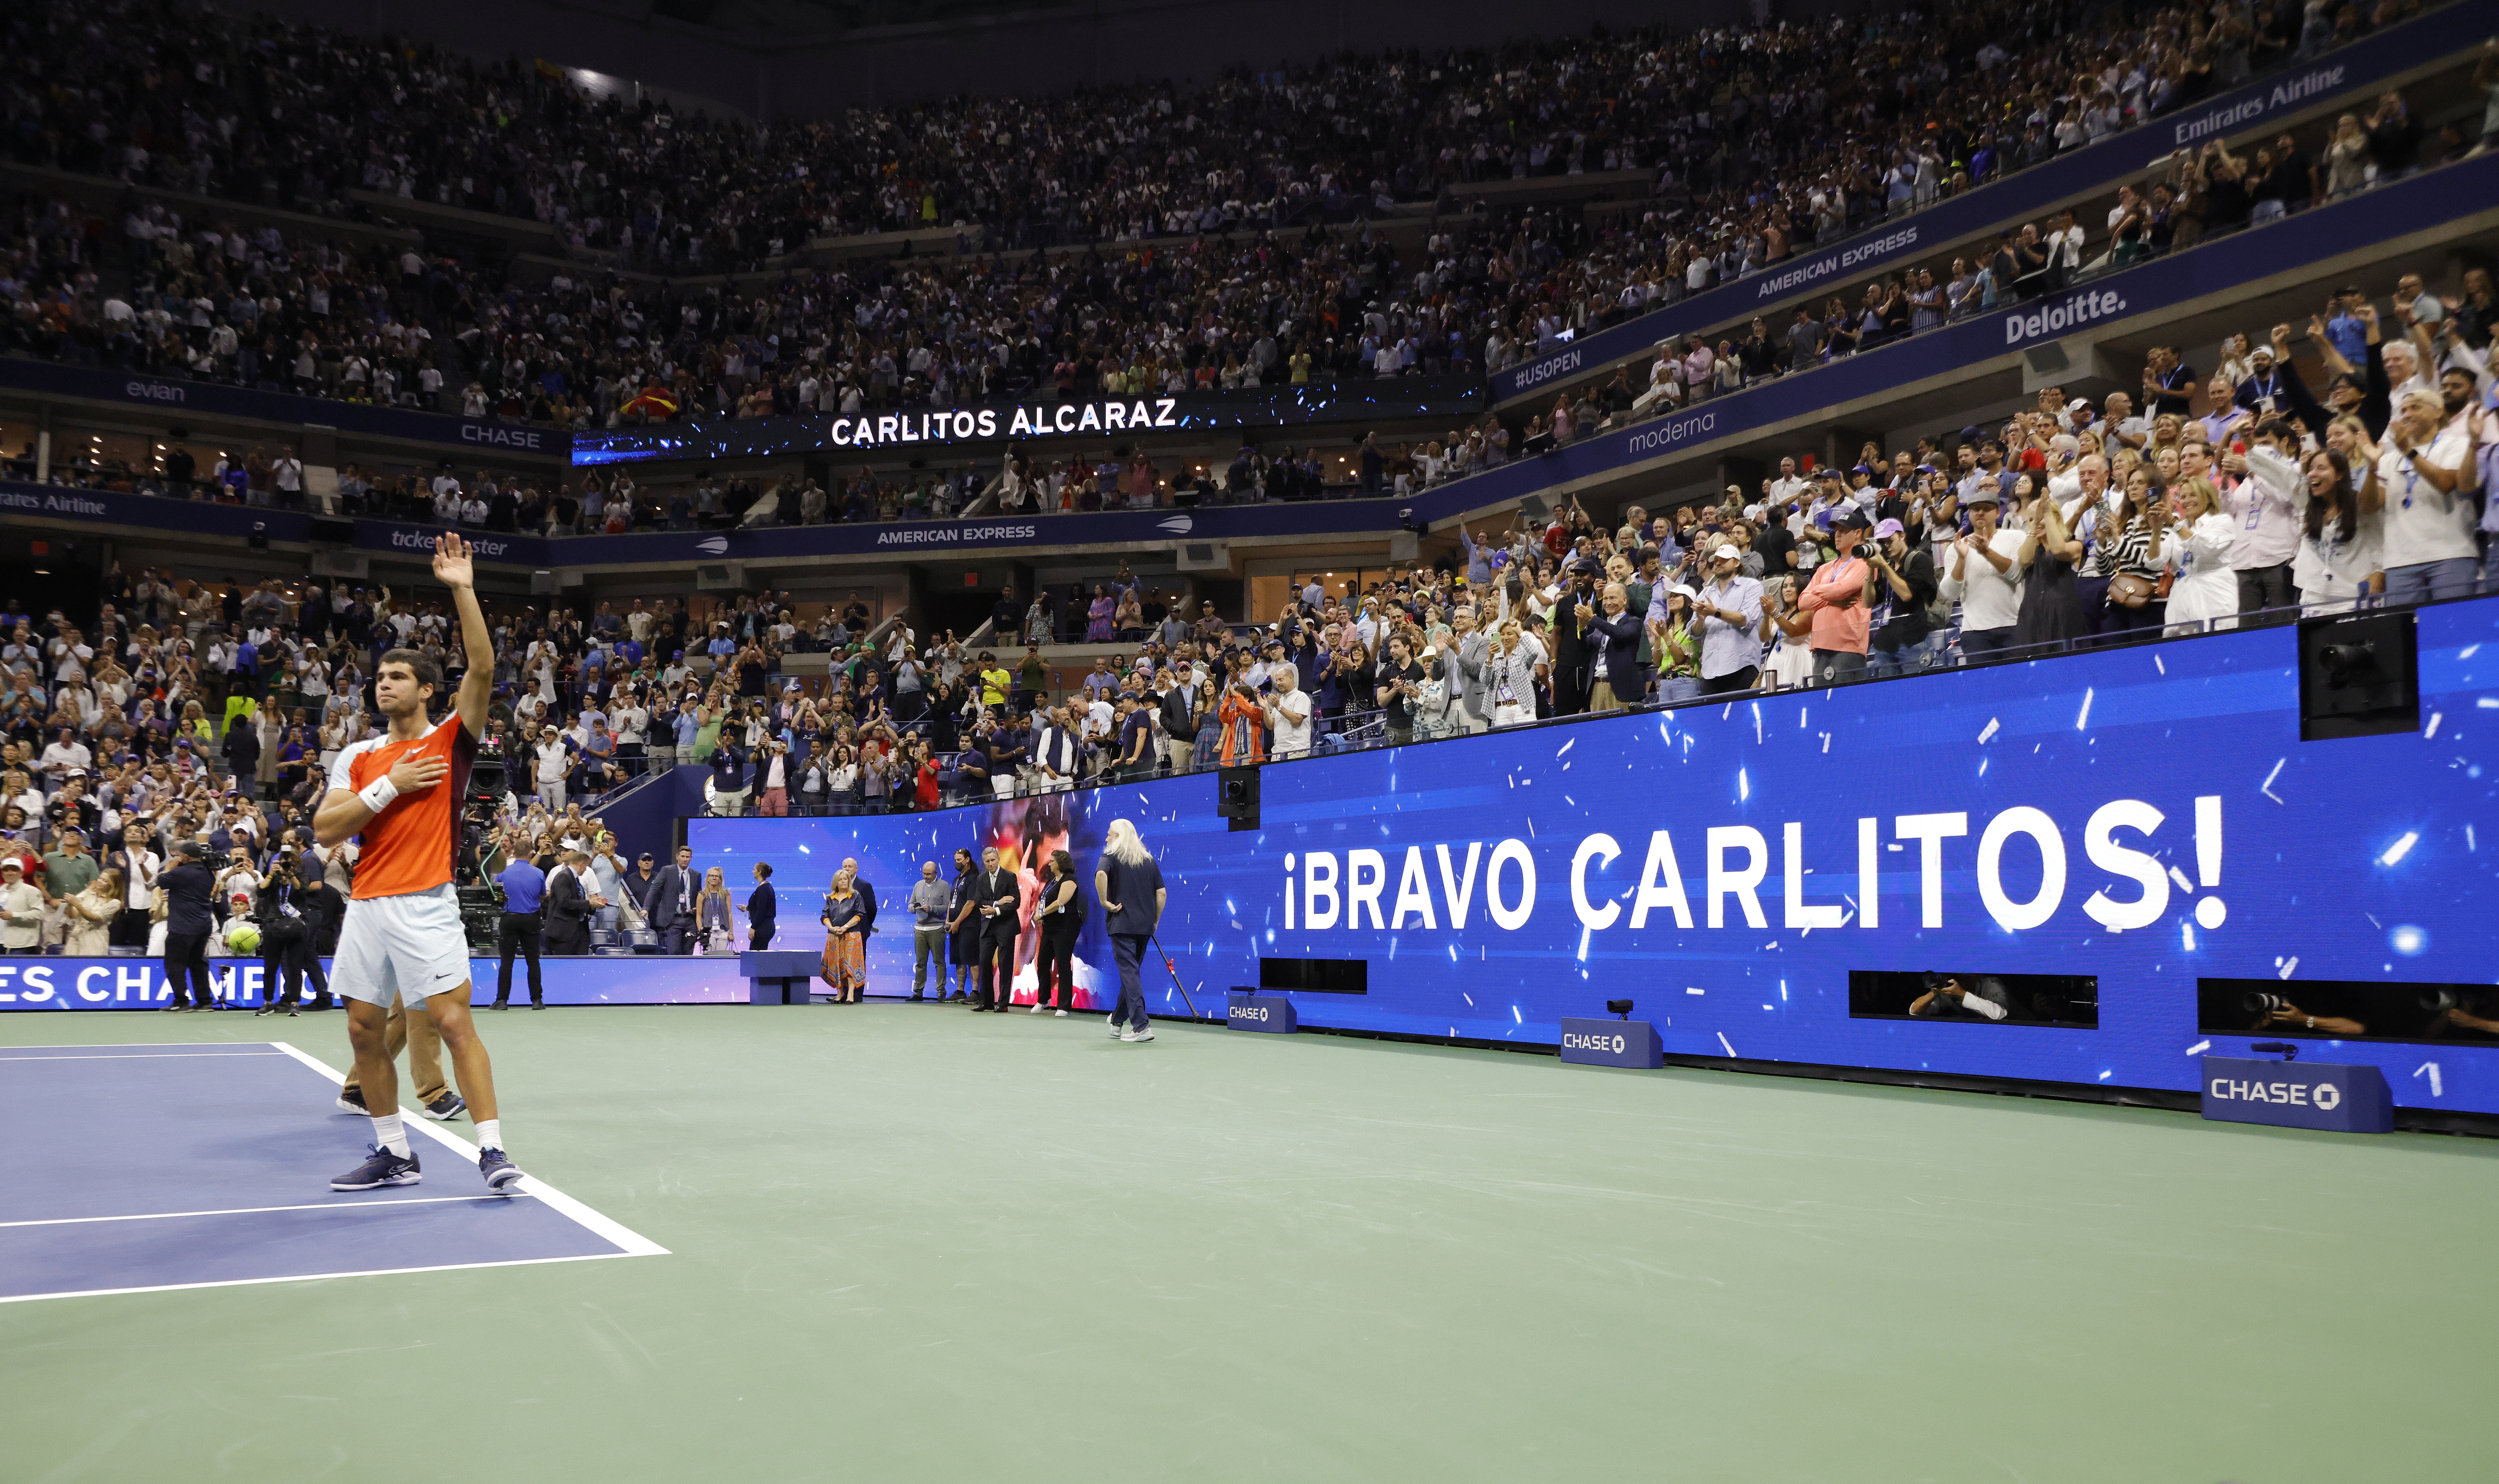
top-left (684, 596), bottom-right (2499, 1117)
top-left (0, 357), bottom-right (570, 459)
top-left (0, 481), bottom-right (313, 545)
top-left (2200, 1055), bottom-right (2395, 1133)
top-left (0, 956), bottom-right (742, 1009)
top-left (1486, 2), bottom-right (2488, 405)
top-left (571, 377), bottom-right (1484, 467)
top-left (1227, 991), bottom-right (1300, 1033)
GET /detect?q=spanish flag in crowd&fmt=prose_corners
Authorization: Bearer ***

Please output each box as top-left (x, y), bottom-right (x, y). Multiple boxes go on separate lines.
top-left (621, 384), bottom-right (679, 419)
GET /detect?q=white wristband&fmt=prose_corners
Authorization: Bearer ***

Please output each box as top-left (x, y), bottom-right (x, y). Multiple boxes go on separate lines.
top-left (357, 777), bottom-right (400, 814)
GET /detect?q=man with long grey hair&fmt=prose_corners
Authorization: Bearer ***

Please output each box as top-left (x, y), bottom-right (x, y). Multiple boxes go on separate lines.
top-left (1095, 817), bottom-right (1167, 1042)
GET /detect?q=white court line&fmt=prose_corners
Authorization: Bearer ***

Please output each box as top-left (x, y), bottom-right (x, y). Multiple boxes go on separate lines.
top-left (0, 1041), bottom-right (667, 1303)
top-left (5, 1253), bottom-right (642, 1306)
top-left (268, 1041), bottom-right (667, 1260)
top-left (3, 1195), bottom-right (521, 1229)
top-left (0, 1051), bottom-right (288, 1061)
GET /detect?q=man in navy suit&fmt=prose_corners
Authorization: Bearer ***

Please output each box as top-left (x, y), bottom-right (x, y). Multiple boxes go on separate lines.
top-left (642, 844), bottom-right (698, 955)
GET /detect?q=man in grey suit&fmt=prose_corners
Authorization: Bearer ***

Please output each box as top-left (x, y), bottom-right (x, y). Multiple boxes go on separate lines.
top-left (642, 843), bottom-right (698, 955)
top-left (1433, 608), bottom-right (1493, 735)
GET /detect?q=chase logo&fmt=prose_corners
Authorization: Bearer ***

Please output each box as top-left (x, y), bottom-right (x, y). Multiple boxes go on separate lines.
top-left (693, 536), bottom-right (730, 556)
top-left (1156, 516), bottom-right (1194, 535)
top-left (2314, 1082), bottom-right (2342, 1111)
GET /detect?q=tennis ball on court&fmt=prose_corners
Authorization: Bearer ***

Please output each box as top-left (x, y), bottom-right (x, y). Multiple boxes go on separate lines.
top-left (226, 923), bottom-right (262, 954)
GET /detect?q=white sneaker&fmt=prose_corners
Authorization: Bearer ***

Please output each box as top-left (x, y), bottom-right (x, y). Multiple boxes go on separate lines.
top-left (1029, 1004), bottom-right (1042, 1014)
top-left (1055, 1009), bottom-right (1067, 1017)
top-left (1121, 1028), bottom-right (1154, 1042)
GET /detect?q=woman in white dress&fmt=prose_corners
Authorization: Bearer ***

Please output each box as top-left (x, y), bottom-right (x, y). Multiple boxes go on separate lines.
top-left (2291, 445), bottom-right (2384, 612)
top-left (2163, 478), bottom-right (2240, 635)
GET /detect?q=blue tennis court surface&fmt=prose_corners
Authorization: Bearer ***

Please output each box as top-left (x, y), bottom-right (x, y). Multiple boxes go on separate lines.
top-left (0, 1042), bottom-right (663, 1302)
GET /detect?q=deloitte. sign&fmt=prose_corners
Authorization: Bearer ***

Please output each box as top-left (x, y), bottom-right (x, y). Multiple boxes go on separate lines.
top-left (2004, 289), bottom-right (2128, 348)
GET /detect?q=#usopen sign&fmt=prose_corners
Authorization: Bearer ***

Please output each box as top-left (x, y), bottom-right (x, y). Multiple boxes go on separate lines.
top-left (1280, 796), bottom-right (2226, 939)
top-left (821, 398), bottom-right (1183, 449)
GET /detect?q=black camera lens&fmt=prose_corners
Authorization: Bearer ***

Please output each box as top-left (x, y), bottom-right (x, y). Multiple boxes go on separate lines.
top-left (2244, 991), bottom-right (2287, 1014)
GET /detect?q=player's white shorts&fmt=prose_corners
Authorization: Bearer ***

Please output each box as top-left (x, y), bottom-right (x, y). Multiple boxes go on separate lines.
top-left (334, 885), bottom-right (471, 1008)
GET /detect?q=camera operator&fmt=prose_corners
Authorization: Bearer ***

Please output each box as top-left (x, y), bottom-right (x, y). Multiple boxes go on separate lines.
top-left (291, 856), bottom-right (343, 1010)
top-left (1908, 973), bottom-right (2016, 1021)
top-left (1864, 518), bottom-right (1941, 676)
top-left (2243, 992), bottom-right (2365, 1036)
top-left (250, 851), bottom-right (312, 1015)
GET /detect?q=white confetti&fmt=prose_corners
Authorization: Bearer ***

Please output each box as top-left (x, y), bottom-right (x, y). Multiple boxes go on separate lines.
top-left (2425, 712), bottom-right (2443, 739)
top-left (2154, 654), bottom-right (2166, 674)
top-left (1717, 1032), bottom-right (1737, 1057)
top-left (2168, 865), bottom-right (2195, 892)
top-left (2075, 687), bottom-right (2094, 731)
top-left (1685, 987), bottom-right (1706, 995)
top-left (1555, 738), bottom-right (1575, 758)
top-left (1739, 767), bottom-right (1749, 801)
top-left (2182, 920), bottom-right (2197, 952)
top-left (1977, 717), bottom-right (2001, 744)
top-left (2184, 1040), bottom-right (2211, 1056)
top-left (2477, 698), bottom-right (2499, 710)
top-left (2379, 832), bottom-right (2420, 866)
top-left (2260, 758), bottom-right (2286, 803)
top-left (2277, 957), bottom-right (2299, 979)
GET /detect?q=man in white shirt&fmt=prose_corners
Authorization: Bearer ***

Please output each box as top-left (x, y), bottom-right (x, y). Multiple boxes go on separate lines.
top-left (38, 730), bottom-right (92, 792)
top-left (534, 726), bottom-right (573, 812)
top-left (1939, 492), bottom-right (2026, 660)
top-left (1767, 457), bottom-right (1811, 507)
top-left (1264, 667), bottom-right (1313, 758)
top-left (1028, 705), bottom-right (1081, 792)
top-left (2218, 418), bottom-right (2307, 615)
top-left (2376, 388), bottom-right (2483, 604)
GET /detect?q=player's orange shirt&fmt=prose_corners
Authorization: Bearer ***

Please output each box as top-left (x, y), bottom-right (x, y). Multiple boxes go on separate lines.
top-left (327, 715), bottom-right (477, 899)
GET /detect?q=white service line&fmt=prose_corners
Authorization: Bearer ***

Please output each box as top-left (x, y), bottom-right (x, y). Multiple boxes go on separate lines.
top-left (3, 1253), bottom-right (643, 1306)
top-left (0, 1051), bottom-right (288, 1061)
top-left (268, 1041), bottom-right (668, 1259)
top-left (3, 1195), bottom-right (521, 1229)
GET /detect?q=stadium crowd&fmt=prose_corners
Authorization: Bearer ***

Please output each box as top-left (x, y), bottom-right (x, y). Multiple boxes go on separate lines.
top-left (3, 264), bottom-right (2493, 984)
top-left (8, 0), bottom-right (2483, 451)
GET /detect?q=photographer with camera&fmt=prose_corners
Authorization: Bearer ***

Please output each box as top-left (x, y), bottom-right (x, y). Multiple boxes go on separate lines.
top-left (250, 851), bottom-right (313, 1015)
top-left (1863, 518), bottom-right (1941, 677)
top-left (1908, 973), bottom-right (2016, 1021)
top-left (2243, 990), bottom-right (2365, 1036)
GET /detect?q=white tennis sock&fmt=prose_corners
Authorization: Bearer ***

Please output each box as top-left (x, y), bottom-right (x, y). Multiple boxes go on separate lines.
top-left (371, 1113), bottom-right (410, 1158)
top-left (475, 1118), bottom-right (503, 1152)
